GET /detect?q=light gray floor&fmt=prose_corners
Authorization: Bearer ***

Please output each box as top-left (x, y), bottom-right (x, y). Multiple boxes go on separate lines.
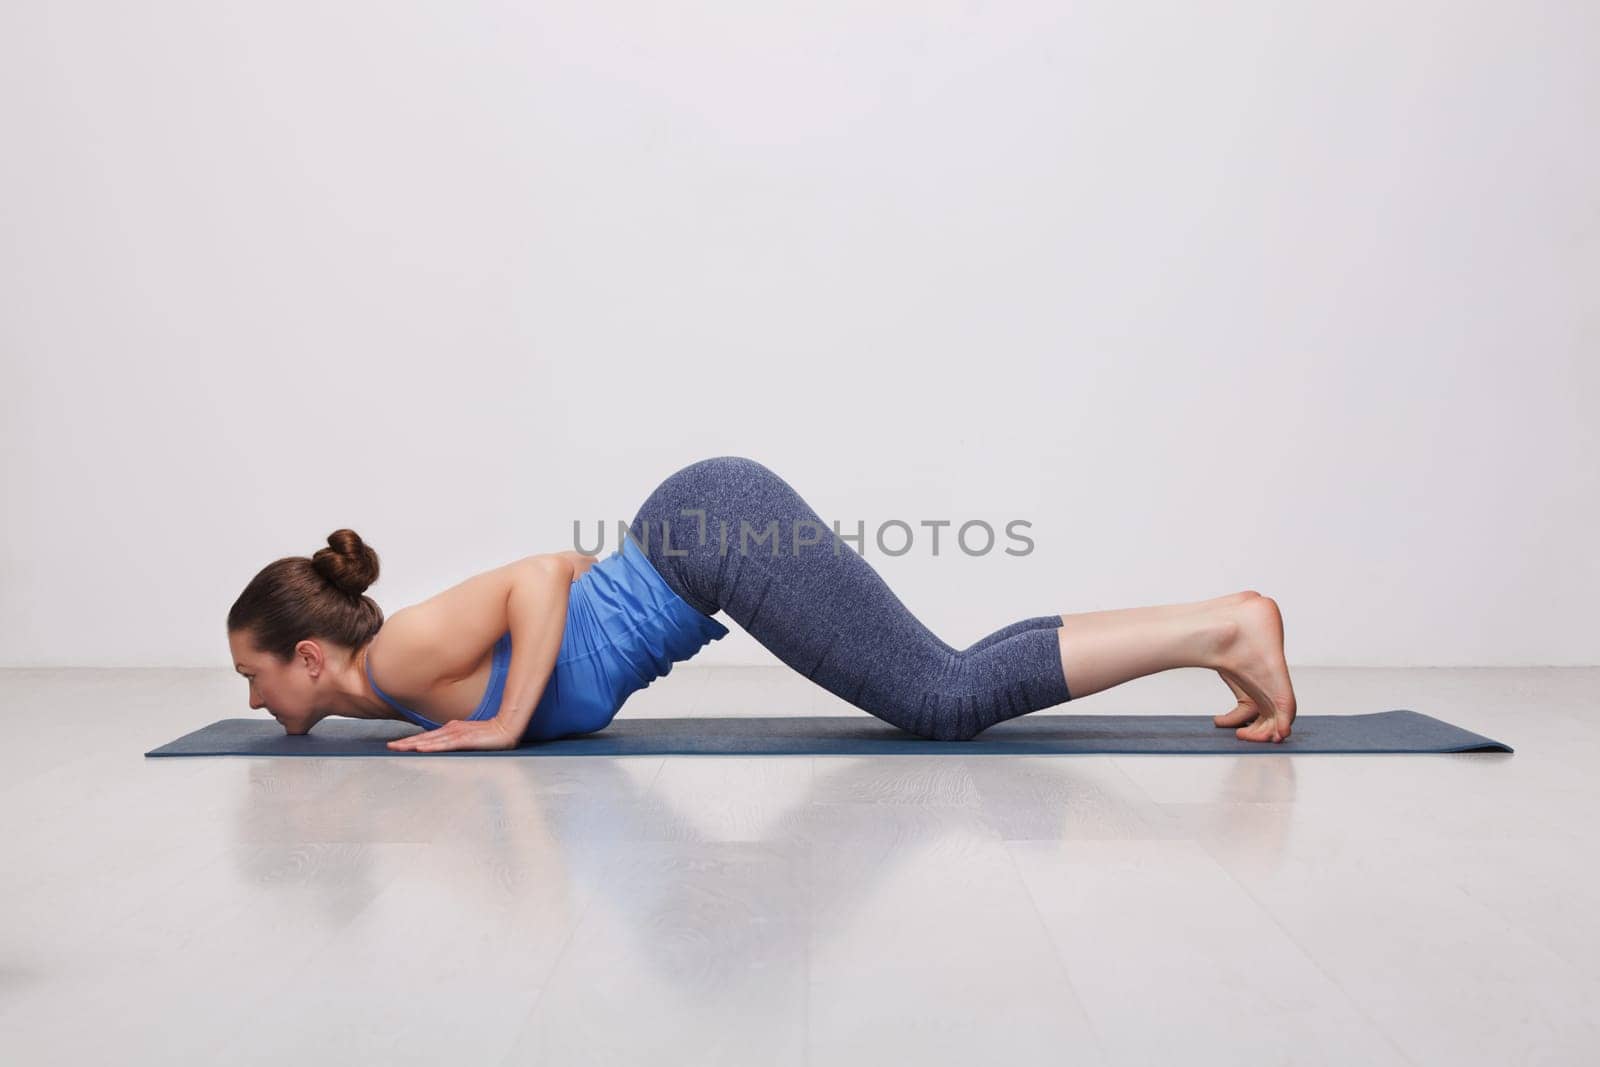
top-left (0, 664), bottom-right (1595, 1065)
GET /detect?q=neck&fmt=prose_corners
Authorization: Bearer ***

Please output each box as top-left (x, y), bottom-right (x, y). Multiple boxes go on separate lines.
top-left (324, 642), bottom-right (400, 722)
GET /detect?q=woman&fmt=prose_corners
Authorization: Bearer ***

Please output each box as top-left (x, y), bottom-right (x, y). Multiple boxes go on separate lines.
top-left (226, 456), bottom-right (1296, 751)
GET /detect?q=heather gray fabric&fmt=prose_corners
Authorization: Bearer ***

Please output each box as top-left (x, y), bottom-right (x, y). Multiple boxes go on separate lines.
top-left (626, 455), bottom-right (1071, 742)
top-left (143, 711), bottom-right (1515, 757)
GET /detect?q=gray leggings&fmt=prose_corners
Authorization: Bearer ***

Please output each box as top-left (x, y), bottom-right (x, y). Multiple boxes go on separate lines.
top-left (626, 456), bottom-right (1072, 741)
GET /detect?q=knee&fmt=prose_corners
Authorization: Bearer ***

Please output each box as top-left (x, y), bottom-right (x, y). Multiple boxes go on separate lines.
top-left (899, 693), bottom-right (987, 743)
top-left (923, 720), bottom-right (985, 742)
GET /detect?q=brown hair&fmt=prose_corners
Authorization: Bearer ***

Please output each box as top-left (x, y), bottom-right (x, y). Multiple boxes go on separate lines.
top-left (227, 529), bottom-right (385, 662)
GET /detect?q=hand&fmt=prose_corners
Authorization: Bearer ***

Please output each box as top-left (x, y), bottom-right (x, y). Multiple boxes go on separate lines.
top-left (386, 717), bottom-right (522, 753)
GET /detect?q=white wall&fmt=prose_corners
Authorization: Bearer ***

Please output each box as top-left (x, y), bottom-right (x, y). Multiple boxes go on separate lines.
top-left (2, 1), bottom-right (1594, 668)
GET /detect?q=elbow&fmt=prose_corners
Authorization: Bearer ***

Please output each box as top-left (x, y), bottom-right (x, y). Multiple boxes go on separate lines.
top-left (518, 554), bottom-right (573, 583)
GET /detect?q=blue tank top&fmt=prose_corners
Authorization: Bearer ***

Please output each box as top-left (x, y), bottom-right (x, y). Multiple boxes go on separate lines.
top-left (365, 536), bottom-right (729, 741)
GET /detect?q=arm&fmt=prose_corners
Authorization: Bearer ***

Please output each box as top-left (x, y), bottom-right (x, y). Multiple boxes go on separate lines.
top-left (491, 556), bottom-right (575, 741)
top-left (383, 553), bottom-right (585, 753)
top-left (550, 550), bottom-right (600, 581)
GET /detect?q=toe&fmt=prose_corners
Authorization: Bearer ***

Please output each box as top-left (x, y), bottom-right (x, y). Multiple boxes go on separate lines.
top-left (1236, 718), bottom-right (1275, 743)
top-left (1214, 702), bottom-right (1257, 728)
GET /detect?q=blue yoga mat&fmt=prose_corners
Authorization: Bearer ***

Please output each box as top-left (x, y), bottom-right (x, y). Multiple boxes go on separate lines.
top-left (144, 710), bottom-right (1511, 757)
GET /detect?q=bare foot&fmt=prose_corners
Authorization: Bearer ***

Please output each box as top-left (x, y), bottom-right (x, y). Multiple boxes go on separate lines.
top-left (1211, 596), bottom-right (1297, 743)
top-left (1212, 668), bottom-right (1278, 738)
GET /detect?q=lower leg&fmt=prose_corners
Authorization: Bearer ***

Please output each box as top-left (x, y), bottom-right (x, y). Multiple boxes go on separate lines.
top-left (1055, 589), bottom-right (1257, 631)
top-left (1056, 605), bottom-right (1234, 702)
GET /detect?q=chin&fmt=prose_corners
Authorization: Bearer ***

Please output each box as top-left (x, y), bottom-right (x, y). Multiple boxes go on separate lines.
top-left (271, 713), bottom-right (311, 735)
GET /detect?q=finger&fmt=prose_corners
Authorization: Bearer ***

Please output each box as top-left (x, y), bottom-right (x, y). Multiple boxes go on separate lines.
top-left (417, 727), bottom-right (471, 751)
top-left (388, 729), bottom-right (442, 751)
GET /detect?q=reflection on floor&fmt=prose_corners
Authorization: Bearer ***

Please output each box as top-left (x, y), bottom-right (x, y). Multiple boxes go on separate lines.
top-left (1, 664), bottom-right (1594, 1065)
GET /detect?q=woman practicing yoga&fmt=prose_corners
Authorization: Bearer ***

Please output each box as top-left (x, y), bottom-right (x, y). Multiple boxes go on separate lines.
top-left (226, 456), bottom-right (1297, 751)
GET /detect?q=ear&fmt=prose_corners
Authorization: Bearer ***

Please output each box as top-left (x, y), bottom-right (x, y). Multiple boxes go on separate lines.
top-left (295, 639), bottom-right (327, 675)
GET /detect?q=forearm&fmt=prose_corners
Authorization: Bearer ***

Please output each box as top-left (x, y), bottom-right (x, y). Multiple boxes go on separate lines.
top-left (493, 559), bottom-right (572, 739)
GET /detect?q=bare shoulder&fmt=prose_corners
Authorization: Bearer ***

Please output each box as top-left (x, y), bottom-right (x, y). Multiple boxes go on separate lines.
top-left (372, 555), bottom-right (560, 692)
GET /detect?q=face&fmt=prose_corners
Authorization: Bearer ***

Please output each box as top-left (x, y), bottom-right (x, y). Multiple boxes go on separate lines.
top-left (227, 630), bottom-right (331, 735)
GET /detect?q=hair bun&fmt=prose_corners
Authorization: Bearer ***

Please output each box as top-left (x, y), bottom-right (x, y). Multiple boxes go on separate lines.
top-left (310, 528), bottom-right (381, 597)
